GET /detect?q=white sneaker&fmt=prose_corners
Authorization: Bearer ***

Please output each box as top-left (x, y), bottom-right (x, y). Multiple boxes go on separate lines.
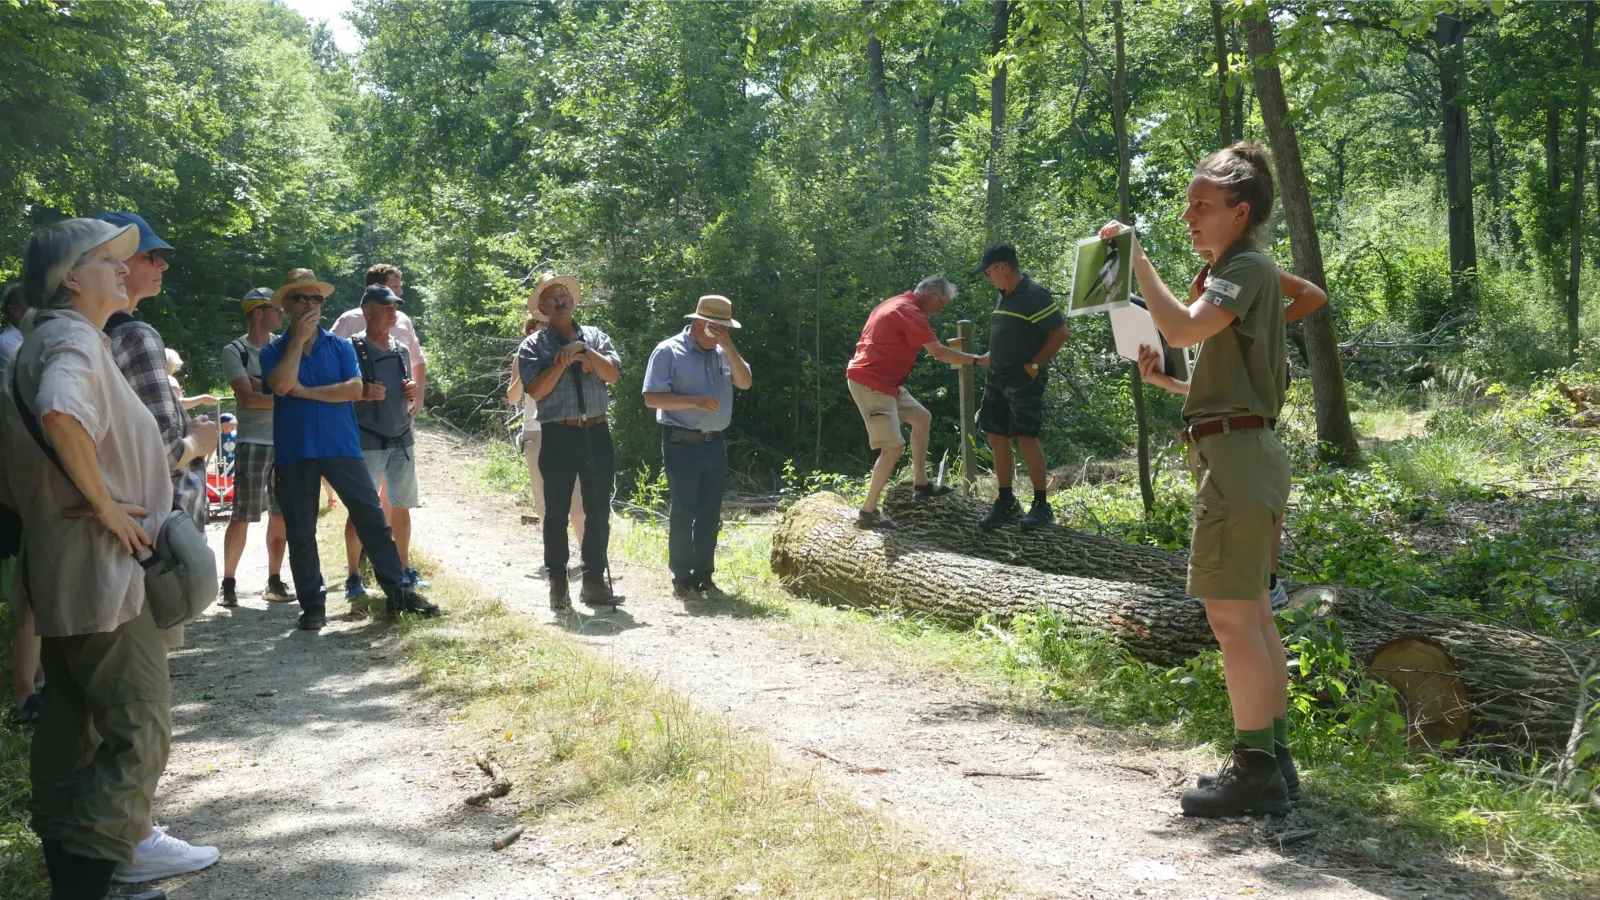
top-left (112, 825), bottom-right (220, 883)
top-left (1270, 581), bottom-right (1290, 611)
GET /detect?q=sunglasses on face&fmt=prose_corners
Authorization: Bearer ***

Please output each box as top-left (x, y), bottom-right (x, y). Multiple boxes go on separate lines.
top-left (287, 294), bottom-right (324, 305)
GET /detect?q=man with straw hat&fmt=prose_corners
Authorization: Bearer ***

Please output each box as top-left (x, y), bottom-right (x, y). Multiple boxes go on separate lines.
top-left (642, 295), bottom-right (752, 599)
top-left (260, 268), bottom-right (439, 630)
top-left (516, 272), bottom-right (622, 611)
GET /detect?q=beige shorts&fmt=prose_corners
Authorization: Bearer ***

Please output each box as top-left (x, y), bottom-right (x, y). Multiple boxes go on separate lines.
top-left (1185, 427), bottom-right (1291, 600)
top-left (848, 381), bottom-right (928, 450)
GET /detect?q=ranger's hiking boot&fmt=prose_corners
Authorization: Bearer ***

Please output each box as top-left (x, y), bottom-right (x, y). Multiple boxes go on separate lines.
top-left (580, 580), bottom-right (621, 608)
top-left (978, 493), bottom-right (1020, 531)
top-left (1198, 744), bottom-right (1300, 803)
top-left (1018, 498), bottom-right (1054, 530)
top-left (549, 580), bottom-right (572, 612)
top-left (1180, 743), bottom-right (1290, 818)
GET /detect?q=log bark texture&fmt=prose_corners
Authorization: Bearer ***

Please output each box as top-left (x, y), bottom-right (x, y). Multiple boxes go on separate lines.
top-left (775, 491), bottom-right (1596, 752)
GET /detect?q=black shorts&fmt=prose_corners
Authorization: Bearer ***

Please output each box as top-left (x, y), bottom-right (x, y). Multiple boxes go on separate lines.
top-left (978, 370), bottom-right (1047, 438)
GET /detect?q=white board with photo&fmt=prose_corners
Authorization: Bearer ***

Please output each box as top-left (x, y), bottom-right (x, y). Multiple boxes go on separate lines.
top-left (1067, 227), bottom-right (1134, 317)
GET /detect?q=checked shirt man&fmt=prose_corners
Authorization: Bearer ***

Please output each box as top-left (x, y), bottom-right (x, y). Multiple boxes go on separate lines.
top-left (642, 295), bottom-right (752, 598)
top-left (260, 269), bottom-right (438, 630)
top-left (516, 273), bottom-right (622, 611)
top-left (974, 242), bottom-right (1069, 531)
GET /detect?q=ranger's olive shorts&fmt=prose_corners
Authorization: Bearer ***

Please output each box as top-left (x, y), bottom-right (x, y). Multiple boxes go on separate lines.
top-left (1185, 427), bottom-right (1291, 600)
top-left (30, 602), bottom-right (172, 864)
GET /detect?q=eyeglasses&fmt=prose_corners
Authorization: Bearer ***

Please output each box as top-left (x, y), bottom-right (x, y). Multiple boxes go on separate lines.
top-left (286, 294), bottom-right (324, 305)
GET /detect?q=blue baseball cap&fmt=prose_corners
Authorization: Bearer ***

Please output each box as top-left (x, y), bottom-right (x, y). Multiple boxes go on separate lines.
top-left (93, 211), bottom-right (173, 256)
top-left (360, 284), bottom-right (403, 306)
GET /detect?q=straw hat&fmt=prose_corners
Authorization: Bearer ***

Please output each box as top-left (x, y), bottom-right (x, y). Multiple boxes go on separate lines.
top-left (685, 294), bottom-right (740, 329)
top-left (528, 272), bottom-right (581, 314)
top-left (270, 267), bottom-right (335, 307)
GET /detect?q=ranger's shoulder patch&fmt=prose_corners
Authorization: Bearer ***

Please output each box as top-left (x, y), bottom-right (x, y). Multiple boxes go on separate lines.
top-left (1204, 277), bottom-right (1243, 300)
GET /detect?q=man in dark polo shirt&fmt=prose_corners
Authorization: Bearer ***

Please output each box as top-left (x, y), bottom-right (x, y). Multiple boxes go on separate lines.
top-left (260, 269), bottom-right (438, 630)
top-left (974, 243), bottom-right (1069, 530)
top-left (516, 273), bottom-right (623, 611)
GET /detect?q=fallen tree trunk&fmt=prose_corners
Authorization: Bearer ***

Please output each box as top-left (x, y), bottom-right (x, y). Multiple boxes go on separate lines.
top-left (773, 492), bottom-right (1597, 753)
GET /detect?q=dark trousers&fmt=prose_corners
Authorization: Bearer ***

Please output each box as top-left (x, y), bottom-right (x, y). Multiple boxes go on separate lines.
top-left (276, 456), bottom-right (405, 609)
top-left (539, 423), bottom-right (614, 582)
top-left (663, 432), bottom-right (727, 585)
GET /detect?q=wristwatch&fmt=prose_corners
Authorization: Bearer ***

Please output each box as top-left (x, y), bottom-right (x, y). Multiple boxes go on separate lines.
top-left (1025, 362), bottom-right (1040, 377)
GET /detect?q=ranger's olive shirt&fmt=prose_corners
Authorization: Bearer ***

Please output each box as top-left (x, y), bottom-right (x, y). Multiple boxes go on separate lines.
top-left (0, 309), bottom-right (173, 637)
top-left (1184, 239), bottom-right (1286, 424)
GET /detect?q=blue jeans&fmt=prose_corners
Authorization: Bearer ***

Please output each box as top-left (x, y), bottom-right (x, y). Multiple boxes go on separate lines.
top-left (276, 456), bottom-right (406, 609)
top-left (662, 431), bottom-right (727, 586)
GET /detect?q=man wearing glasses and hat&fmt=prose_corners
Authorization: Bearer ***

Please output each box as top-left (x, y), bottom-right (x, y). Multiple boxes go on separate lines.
top-left (218, 287), bottom-right (294, 609)
top-left (516, 273), bottom-right (623, 611)
top-left (642, 295), bottom-right (753, 599)
top-left (260, 269), bottom-right (439, 630)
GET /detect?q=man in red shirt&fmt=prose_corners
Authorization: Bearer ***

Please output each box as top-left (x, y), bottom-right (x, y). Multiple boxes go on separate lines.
top-left (846, 275), bottom-right (988, 527)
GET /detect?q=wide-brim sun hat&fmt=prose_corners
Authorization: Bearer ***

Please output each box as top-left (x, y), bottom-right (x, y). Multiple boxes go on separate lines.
top-left (529, 272), bottom-right (581, 313)
top-left (270, 267), bottom-right (336, 307)
top-left (22, 219), bottom-right (141, 307)
top-left (686, 294), bottom-right (740, 329)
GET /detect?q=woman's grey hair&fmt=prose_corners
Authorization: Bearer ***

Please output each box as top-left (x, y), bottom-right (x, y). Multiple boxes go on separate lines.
top-left (22, 221), bottom-right (94, 310)
top-left (914, 274), bottom-right (957, 302)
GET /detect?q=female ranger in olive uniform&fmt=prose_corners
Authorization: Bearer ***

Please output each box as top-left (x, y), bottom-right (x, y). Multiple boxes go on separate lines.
top-left (1101, 142), bottom-right (1296, 818)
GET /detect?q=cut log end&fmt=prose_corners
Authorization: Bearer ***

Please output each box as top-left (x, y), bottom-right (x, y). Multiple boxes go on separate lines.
top-left (1366, 636), bottom-right (1471, 747)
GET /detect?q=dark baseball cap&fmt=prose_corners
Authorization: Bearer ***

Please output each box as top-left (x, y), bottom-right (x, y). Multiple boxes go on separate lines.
top-left (93, 211), bottom-right (173, 255)
top-left (360, 284), bottom-right (403, 306)
top-left (974, 242), bottom-right (1019, 273)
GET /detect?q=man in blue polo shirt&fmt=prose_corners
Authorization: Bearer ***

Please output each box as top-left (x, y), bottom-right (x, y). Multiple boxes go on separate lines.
top-left (642, 295), bottom-right (753, 599)
top-left (259, 268), bottom-right (438, 630)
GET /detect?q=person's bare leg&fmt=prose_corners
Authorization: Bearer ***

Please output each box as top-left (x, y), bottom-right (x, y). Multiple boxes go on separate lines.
top-left (861, 445), bottom-right (903, 514)
top-left (266, 515), bottom-right (287, 577)
top-left (222, 520), bottom-right (249, 581)
top-left (987, 434), bottom-right (1015, 488)
top-left (905, 406), bottom-right (933, 486)
top-left (343, 517), bottom-right (361, 575)
top-left (524, 440), bottom-right (545, 520)
top-left (1257, 588), bottom-right (1288, 719)
top-left (12, 608), bottom-right (38, 707)
top-left (1205, 599), bottom-right (1276, 731)
top-left (391, 508), bottom-right (412, 571)
top-left (1016, 435), bottom-right (1048, 491)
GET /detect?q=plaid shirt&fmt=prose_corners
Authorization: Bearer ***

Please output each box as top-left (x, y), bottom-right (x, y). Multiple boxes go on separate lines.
top-left (516, 323), bottom-right (620, 423)
top-left (105, 313), bottom-right (207, 528)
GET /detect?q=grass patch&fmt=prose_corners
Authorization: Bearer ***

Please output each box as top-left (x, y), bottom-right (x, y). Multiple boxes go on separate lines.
top-left (0, 608), bottom-right (47, 900)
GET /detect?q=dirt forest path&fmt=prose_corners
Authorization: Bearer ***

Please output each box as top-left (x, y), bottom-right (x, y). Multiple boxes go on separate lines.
top-left (406, 430), bottom-right (1495, 900)
top-left (149, 516), bottom-right (639, 899)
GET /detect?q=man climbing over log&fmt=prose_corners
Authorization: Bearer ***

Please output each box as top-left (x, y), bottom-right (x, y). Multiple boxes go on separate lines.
top-left (1102, 141), bottom-right (1297, 819)
top-left (845, 275), bottom-right (987, 529)
top-left (973, 243), bottom-right (1068, 531)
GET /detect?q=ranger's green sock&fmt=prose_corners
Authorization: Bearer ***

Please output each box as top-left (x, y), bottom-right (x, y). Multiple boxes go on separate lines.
top-left (1273, 717), bottom-right (1289, 750)
top-left (1236, 726), bottom-right (1274, 754)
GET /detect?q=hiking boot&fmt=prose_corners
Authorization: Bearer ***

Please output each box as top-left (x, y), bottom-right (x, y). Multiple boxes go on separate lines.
top-left (549, 580), bottom-right (572, 612)
top-left (219, 577), bottom-right (238, 608)
top-left (343, 572), bottom-right (368, 600)
top-left (672, 580), bottom-right (696, 600)
top-left (914, 482), bottom-right (954, 500)
top-left (297, 607), bottom-right (327, 631)
top-left (580, 580), bottom-right (620, 608)
top-left (388, 589), bottom-right (441, 618)
top-left (264, 575), bottom-right (295, 603)
top-left (113, 824), bottom-right (220, 883)
top-left (404, 566), bottom-right (431, 589)
top-left (1018, 499), bottom-right (1054, 530)
top-left (978, 493), bottom-right (1020, 530)
top-left (696, 577), bottom-right (725, 597)
top-left (1270, 580), bottom-right (1290, 611)
top-left (855, 509), bottom-right (896, 529)
top-left (1199, 745), bottom-right (1301, 802)
top-left (1180, 743), bottom-right (1291, 818)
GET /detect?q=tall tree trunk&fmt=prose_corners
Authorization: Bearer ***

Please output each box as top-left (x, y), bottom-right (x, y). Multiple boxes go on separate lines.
top-left (864, 1), bottom-right (894, 165)
top-left (1245, 14), bottom-right (1360, 463)
top-left (1210, 0), bottom-right (1232, 146)
top-left (1436, 12), bottom-right (1479, 328)
top-left (986, 0), bottom-right (1010, 240)
top-left (1570, 1), bottom-right (1596, 360)
top-left (1108, 0), bottom-right (1153, 512)
top-left (1229, 21), bottom-right (1244, 142)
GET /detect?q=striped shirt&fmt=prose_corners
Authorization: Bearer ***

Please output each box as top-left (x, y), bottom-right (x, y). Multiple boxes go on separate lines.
top-left (986, 274), bottom-right (1065, 375)
top-left (105, 312), bottom-right (207, 528)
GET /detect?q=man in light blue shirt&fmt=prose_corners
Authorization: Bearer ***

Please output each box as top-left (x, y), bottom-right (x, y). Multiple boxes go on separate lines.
top-left (642, 295), bottom-right (752, 598)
